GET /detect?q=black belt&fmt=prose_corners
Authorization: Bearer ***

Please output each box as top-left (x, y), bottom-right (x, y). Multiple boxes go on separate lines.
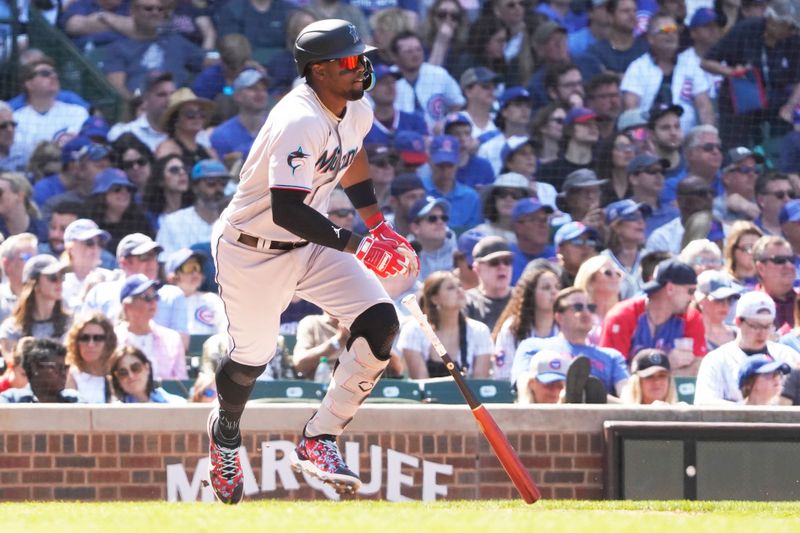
top-left (237, 232), bottom-right (309, 250)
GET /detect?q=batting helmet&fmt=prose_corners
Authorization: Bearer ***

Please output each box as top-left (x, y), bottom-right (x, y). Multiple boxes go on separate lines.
top-left (294, 19), bottom-right (376, 77)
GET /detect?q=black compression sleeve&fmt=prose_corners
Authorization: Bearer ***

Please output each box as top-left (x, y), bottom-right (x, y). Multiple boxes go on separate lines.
top-left (271, 187), bottom-right (359, 251)
top-left (343, 179), bottom-right (378, 209)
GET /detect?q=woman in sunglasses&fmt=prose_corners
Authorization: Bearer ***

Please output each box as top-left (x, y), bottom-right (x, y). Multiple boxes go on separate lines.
top-left (112, 133), bottom-right (154, 196)
top-left (602, 199), bottom-right (648, 299)
top-left (85, 168), bottom-right (153, 254)
top-left (398, 271), bottom-right (492, 379)
top-left (64, 313), bottom-right (117, 403)
top-left (574, 255), bottom-right (623, 344)
top-left (722, 220), bottom-right (763, 290)
top-left (596, 132), bottom-right (636, 206)
top-left (165, 248), bottom-right (226, 335)
top-left (692, 270), bottom-right (742, 352)
top-left (61, 219), bottom-right (114, 310)
top-left (108, 345), bottom-right (185, 403)
top-left (155, 88), bottom-right (218, 170)
top-left (620, 349), bottom-right (678, 405)
top-left (530, 103), bottom-right (567, 166)
top-left (474, 172), bottom-right (532, 244)
top-left (142, 155), bottom-right (195, 230)
top-left (422, 0), bottom-right (469, 75)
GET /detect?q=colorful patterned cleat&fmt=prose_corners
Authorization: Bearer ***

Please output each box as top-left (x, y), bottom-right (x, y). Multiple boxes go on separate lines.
top-left (290, 434), bottom-right (362, 494)
top-left (205, 407), bottom-right (244, 504)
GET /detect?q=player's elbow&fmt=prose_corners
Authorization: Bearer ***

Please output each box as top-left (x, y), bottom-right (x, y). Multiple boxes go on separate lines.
top-left (270, 188), bottom-right (307, 230)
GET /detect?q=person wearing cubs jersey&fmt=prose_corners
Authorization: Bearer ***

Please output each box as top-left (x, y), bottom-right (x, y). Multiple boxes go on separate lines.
top-left (206, 19), bottom-right (419, 504)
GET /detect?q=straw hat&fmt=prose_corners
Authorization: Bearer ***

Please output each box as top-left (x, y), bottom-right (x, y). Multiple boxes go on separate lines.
top-left (159, 88), bottom-right (215, 131)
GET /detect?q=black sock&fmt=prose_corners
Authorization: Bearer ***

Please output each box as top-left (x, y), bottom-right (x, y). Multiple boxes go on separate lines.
top-left (213, 360), bottom-right (264, 447)
top-left (214, 408), bottom-right (242, 447)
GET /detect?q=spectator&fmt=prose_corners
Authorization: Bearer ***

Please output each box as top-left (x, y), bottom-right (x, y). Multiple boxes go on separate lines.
top-left (779, 366), bottom-right (800, 405)
top-left (368, 7), bottom-right (419, 65)
top-left (392, 30), bottom-right (465, 128)
top-left (156, 159), bottom-right (228, 257)
top-left (679, 8), bottom-right (724, 107)
top-left (115, 274), bottom-right (187, 380)
top-left (661, 124), bottom-right (723, 204)
top-left (620, 348), bottom-right (678, 404)
top-left (694, 269), bottom-right (741, 347)
top-left (363, 145), bottom-right (397, 215)
top-left (266, 9), bottom-right (318, 98)
top-left (510, 198), bottom-right (556, 284)
top-left (398, 271), bottom-right (492, 379)
top-left (459, 67), bottom-right (500, 140)
top-left (41, 141), bottom-right (113, 221)
top-left (64, 313), bottom-right (117, 403)
top-left (701, 0), bottom-right (800, 148)
top-left (12, 58), bottom-right (89, 162)
top-left (393, 130), bottom-right (428, 174)
top-left (165, 248), bottom-right (225, 335)
top-left (364, 64), bottom-right (426, 147)
top-left (103, 0), bottom-right (204, 99)
top-left (0, 172), bottom-right (46, 239)
top-left (600, 258), bottom-right (706, 372)
top-left (554, 221), bottom-right (599, 288)
top-left (627, 153), bottom-right (680, 236)
top-left (62, 0), bottom-right (133, 51)
top-left (189, 371), bottom-right (217, 403)
top-left (111, 133), bottom-right (153, 196)
top-left (780, 199), bottom-right (800, 257)
top-left (386, 173), bottom-right (426, 238)
top-left (695, 290), bottom-right (800, 404)
top-left (516, 349), bottom-right (572, 404)
top-left (542, 61), bottom-right (584, 109)
top-left (723, 220), bottom-right (764, 289)
top-left (407, 197), bottom-right (457, 280)
top-left (420, 0), bottom-right (469, 75)
top-left (38, 200), bottom-right (79, 258)
top-left (738, 354), bottom-right (791, 405)
top-left (536, 0), bottom-right (587, 32)
top-left (647, 103), bottom-right (686, 180)
top-left (615, 108), bottom-right (649, 152)
top-left (191, 33), bottom-right (255, 111)
top-left (0, 101), bottom-right (25, 172)
top-left (602, 199), bottom-right (647, 298)
top-left (217, 0), bottom-right (291, 49)
top-left (573, 254), bottom-right (624, 342)
top-left (61, 219), bottom-right (113, 310)
top-left (107, 345), bottom-right (185, 403)
top-left (757, 172), bottom-right (795, 236)
top-left (420, 135), bottom-right (482, 233)
top-left (557, 168), bottom-right (606, 230)
top-left (588, 0), bottom-right (649, 74)
top-left (477, 87), bottom-right (533, 174)
top-left (326, 189), bottom-right (356, 232)
top-left (293, 312), bottom-right (350, 379)
top-left (0, 233), bottom-right (38, 324)
top-left (0, 255), bottom-right (71, 356)
top-left (164, 0), bottom-right (216, 50)
top-left (80, 116), bottom-right (111, 145)
top-left (441, 113), bottom-right (494, 190)
top-left (500, 137), bottom-right (558, 210)
top-left (596, 131), bottom-right (635, 205)
top-left (8, 50), bottom-right (91, 112)
top-left (752, 235), bottom-right (797, 331)
top-left (538, 107), bottom-right (599, 191)
top-left (0, 338), bottom-right (77, 403)
top-left (513, 287), bottom-right (629, 397)
top-left (714, 146), bottom-right (764, 223)
top-left (568, 0), bottom-right (612, 57)
top-left (81, 233), bottom-right (188, 342)
top-left (155, 88), bottom-right (218, 168)
top-left (0, 336), bottom-right (28, 393)
top-left (465, 236), bottom-right (514, 331)
top-left (584, 72), bottom-right (622, 140)
top-left (647, 175), bottom-right (719, 255)
top-left (529, 103), bottom-right (566, 165)
top-left (487, 0), bottom-right (534, 83)
top-left (26, 142), bottom-right (63, 185)
top-left (209, 69), bottom-right (270, 161)
top-left (142, 155), bottom-right (193, 230)
top-left (473, 172), bottom-right (531, 244)
top-left (107, 71), bottom-right (176, 151)
top-left (621, 13), bottom-right (715, 131)
top-left (492, 264), bottom-right (561, 380)
top-left (85, 168), bottom-right (153, 254)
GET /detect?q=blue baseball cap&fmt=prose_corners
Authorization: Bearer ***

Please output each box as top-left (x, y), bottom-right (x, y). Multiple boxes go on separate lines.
top-left (80, 116), bottom-right (110, 139)
top-left (61, 137), bottom-right (110, 164)
top-left (64, 218), bottom-right (111, 245)
top-left (512, 198), bottom-right (554, 223)
top-left (373, 63), bottom-right (401, 83)
top-left (390, 173), bottom-right (425, 197)
top-left (500, 136), bottom-right (535, 164)
top-left (627, 153), bottom-right (670, 175)
top-left (443, 112), bottom-right (471, 133)
top-left (738, 354), bottom-right (791, 389)
top-left (554, 221), bottom-right (599, 247)
top-left (780, 199), bottom-right (800, 225)
top-left (565, 107), bottom-right (598, 126)
top-left (409, 196), bottom-right (450, 222)
top-left (92, 168), bottom-right (136, 195)
top-left (430, 134), bottom-right (460, 165)
top-left (165, 248), bottom-right (206, 275)
top-left (605, 199), bottom-right (650, 225)
top-left (394, 130), bottom-right (427, 165)
top-left (498, 86), bottom-right (531, 109)
top-left (191, 159), bottom-right (230, 181)
top-left (689, 7), bottom-right (718, 28)
top-left (457, 228), bottom-right (486, 264)
top-left (120, 274), bottom-right (161, 303)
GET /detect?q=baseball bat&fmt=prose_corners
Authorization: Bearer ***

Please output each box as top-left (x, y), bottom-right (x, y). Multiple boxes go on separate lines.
top-left (401, 294), bottom-right (541, 504)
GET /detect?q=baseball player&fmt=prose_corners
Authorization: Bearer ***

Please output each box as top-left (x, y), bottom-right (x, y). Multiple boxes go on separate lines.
top-left (206, 19), bottom-right (419, 504)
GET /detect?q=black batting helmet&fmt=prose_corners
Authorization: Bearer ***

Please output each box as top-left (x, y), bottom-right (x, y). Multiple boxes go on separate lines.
top-left (294, 19), bottom-right (376, 77)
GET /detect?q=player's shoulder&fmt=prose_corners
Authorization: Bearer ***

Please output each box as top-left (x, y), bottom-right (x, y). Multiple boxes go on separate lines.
top-left (267, 84), bottom-right (324, 125)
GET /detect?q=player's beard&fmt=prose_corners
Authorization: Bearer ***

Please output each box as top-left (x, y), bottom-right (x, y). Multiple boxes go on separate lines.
top-left (345, 87), bottom-right (365, 101)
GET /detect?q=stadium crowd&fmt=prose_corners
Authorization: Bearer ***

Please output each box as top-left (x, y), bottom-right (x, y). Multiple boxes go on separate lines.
top-left (2, 0), bottom-right (800, 408)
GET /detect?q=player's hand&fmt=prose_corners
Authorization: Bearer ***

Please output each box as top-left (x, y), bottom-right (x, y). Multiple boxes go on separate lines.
top-left (369, 220), bottom-right (420, 276)
top-left (356, 235), bottom-right (412, 278)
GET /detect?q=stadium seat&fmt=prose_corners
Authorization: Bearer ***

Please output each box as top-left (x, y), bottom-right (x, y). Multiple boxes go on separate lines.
top-left (421, 378), bottom-right (515, 404)
top-left (674, 377), bottom-right (697, 405)
top-left (160, 379), bottom-right (195, 398)
top-left (366, 379), bottom-right (422, 403)
top-left (249, 380), bottom-right (324, 402)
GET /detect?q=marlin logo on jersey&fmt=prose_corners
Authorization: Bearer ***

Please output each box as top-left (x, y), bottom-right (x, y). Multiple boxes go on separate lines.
top-left (316, 147), bottom-right (357, 174)
top-left (287, 147), bottom-right (309, 175)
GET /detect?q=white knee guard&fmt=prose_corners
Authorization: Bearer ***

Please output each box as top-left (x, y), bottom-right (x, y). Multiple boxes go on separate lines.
top-left (305, 337), bottom-right (388, 437)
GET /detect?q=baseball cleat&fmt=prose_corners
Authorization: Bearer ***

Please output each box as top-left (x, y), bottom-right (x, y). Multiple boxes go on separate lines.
top-left (205, 407), bottom-right (244, 504)
top-left (290, 434), bottom-right (362, 494)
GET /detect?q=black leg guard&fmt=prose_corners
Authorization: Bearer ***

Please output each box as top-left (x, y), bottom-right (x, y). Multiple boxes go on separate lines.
top-left (215, 356), bottom-right (267, 444)
top-left (346, 302), bottom-right (399, 361)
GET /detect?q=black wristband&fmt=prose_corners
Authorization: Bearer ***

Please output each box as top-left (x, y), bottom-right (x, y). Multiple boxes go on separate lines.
top-left (343, 180), bottom-right (378, 209)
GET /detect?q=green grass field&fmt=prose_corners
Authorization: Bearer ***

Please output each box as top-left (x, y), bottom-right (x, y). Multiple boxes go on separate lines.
top-left (4, 501), bottom-right (800, 533)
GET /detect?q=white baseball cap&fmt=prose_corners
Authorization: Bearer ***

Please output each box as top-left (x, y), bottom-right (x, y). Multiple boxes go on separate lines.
top-left (735, 291), bottom-right (776, 320)
top-left (528, 350), bottom-right (572, 384)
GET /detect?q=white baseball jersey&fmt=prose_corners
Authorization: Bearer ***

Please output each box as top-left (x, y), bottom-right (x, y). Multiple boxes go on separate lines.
top-left (222, 83), bottom-right (373, 242)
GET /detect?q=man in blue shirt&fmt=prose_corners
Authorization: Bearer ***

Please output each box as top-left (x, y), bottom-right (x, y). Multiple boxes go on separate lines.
top-left (588, 0), bottom-right (649, 73)
top-left (420, 135), bottom-right (482, 233)
top-left (210, 69), bottom-right (269, 160)
top-left (627, 152), bottom-right (679, 236)
top-left (442, 112), bottom-right (495, 190)
top-left (568, 0), bottom-right (611, 57)
top-left (364, 64), bottom-right (428, 146)
top-left (510, 198), bottom-right (556, 285)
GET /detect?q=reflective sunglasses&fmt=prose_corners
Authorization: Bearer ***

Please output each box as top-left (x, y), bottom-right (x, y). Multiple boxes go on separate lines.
top-left (78, 334), bottom-right (107, 344)
top-left (0, 120), bottom-right (17, 130)
top-left (114, 361), bottom-right (145, 378)
top-left (613, 142), bottom-right (635, 153)
top-left (16, 252), bottom-right (33, 262)
top-left (421, 214), bottom-right (449, 223)
top-left (166, 164), bottom-right (186, 175)
top-left (735, 244), bottom-right (754, 253)
top-left (122, 158), bottom-right (148, 170)
top-left (135, 292), bottom-right (160, 303)
top-left (655, 23), bottom-right (678, 34)
top-left (758, 255), bottom-right (796, 266)
top-left (178, 262), bottom-right (202, 274)
top-left (559, 302), bottom-right (597, 313)
top-left (485, 256), bottom-right (513, 267)
top-left (328, 208), bottom-right (356, 218)
top-left (566, 238), bottom-right (598, 247)
top-left (329, 55), bottom-right (364, 71)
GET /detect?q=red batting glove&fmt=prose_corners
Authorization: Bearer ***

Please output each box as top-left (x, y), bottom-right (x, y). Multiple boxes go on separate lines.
top-left (369, 220), bottom-right (420, 272)
top-left (355, 235), bottom-right (409, 278)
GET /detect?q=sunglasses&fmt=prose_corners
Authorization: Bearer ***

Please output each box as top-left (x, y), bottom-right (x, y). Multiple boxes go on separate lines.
top-left (329, 208), bottom-right (356, 218)
top-left (200, 177), bottom-right (228, 188)
top-left (108, 184), bottom-right (132, 194)
top-left (81, 238), bottom-right (102, 248)
top-left (435, 10), bottom-right (460, 21)
top-left (133, 251), bottom-right (158, 262)
top-left (559, 302), bottom-right (597, 313)
top-left (699, 142), bottom-right (722, 153)
top-left (40, 273), bottom-right (64, 283)
top-left (372, 159), bottom-right (395, 168)
top-left (495, 188), bottom-right (526, 200)
top-left (654, 23), bottom-right (678, 34)
top-left (78, 333), bottom-right (107, 344)
top-left (735, 244), bottom-right (754, 253)
top-left (31, 69), bottom-right (56, 79)
top-left (485, 256), bottom-right (513, 267)
top-left (764, 190), bottom-right (796, 200)
top-left (733, 165), bottom-right (759, 174)
top-left (178, 262), bottom-right (202, 274)
top-left (566, 238), bottom-right (598, 247)
top-left (122, 158), bottom-right (148, 170)
top-left (136, 292), bottom-right (160, 302)
top-left (638, 166), bottom-right (664, 175)
top-left (180, 109), bottom-right (206, 120)
top-left (741, 319), bottom-right (773, 332)
top-left (114, 361), bottom-right (145, 378)
top-left (421, 214), bottom-right (449, 223)
top-left (613, 142), bottom-right (635, 153)
top-left (329, 54), bottom-right (365, 71)
top-left (0, 120), bottom-right (17, 130)
top-left (758, 255), bottom-right (795, 266)
top-left (166, 165), bottom-right (186, 175)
